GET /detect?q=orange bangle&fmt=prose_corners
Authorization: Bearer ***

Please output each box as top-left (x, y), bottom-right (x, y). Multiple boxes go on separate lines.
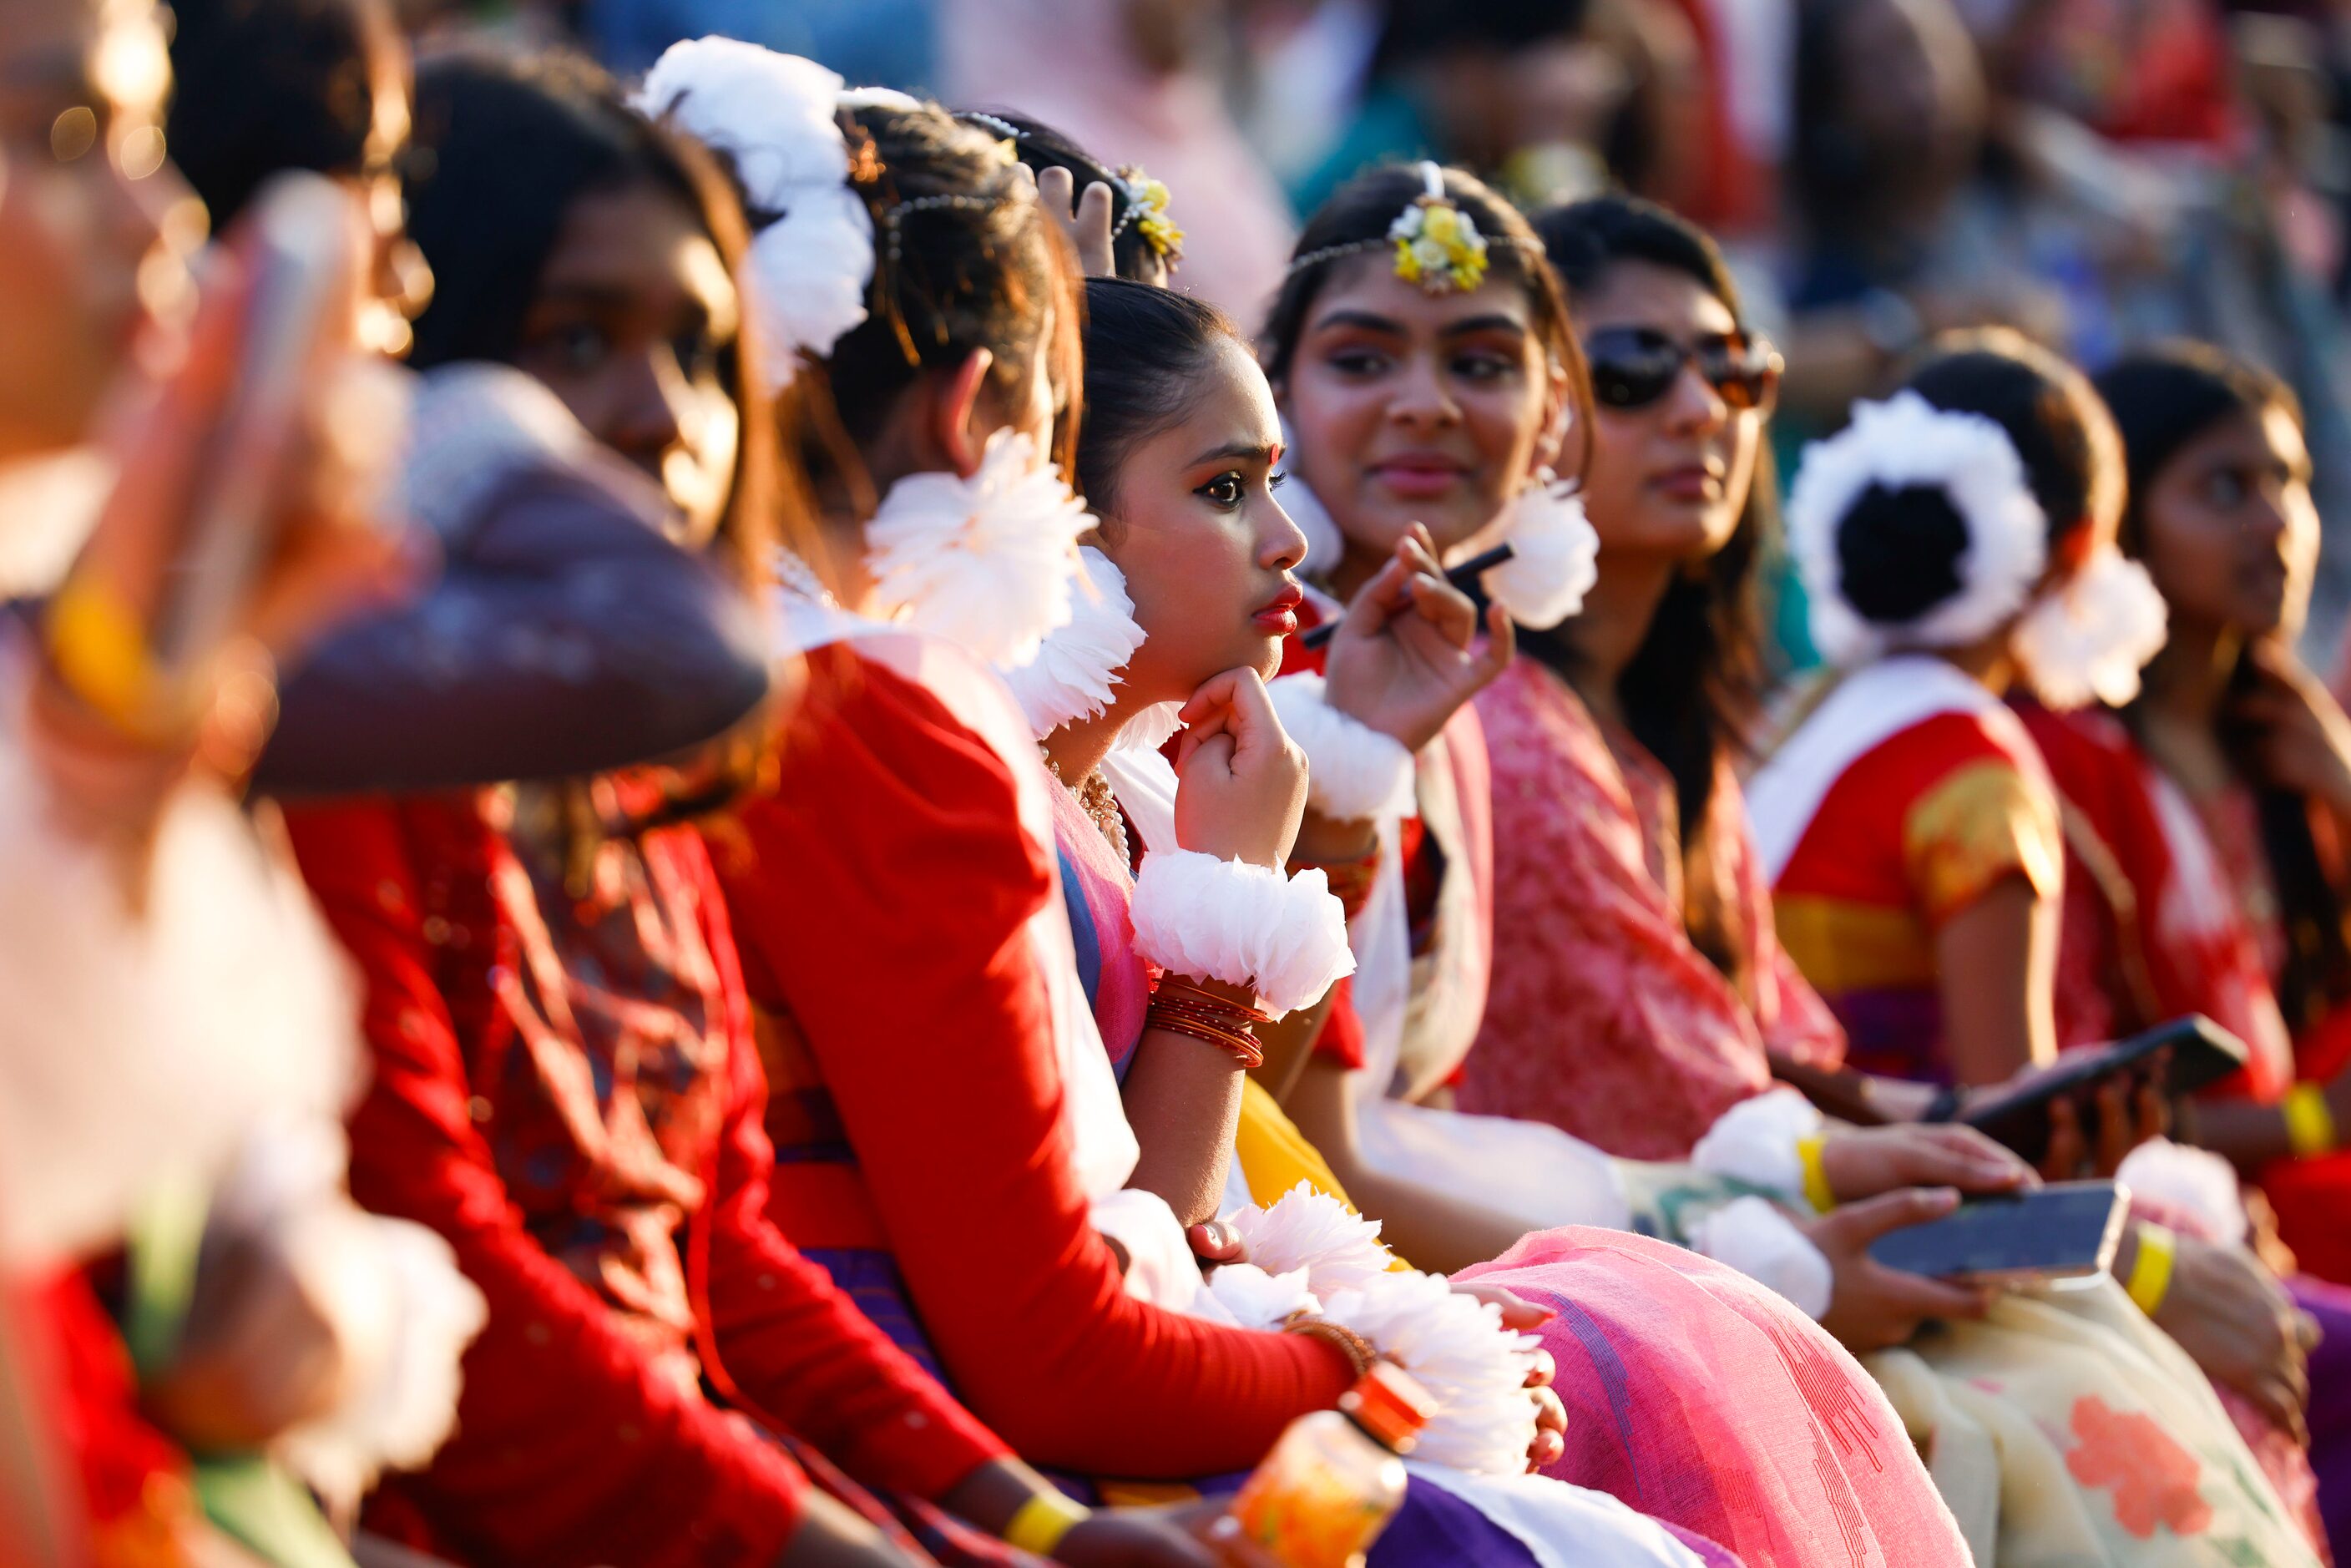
top-left (1146, 1007), bottom-right (1265, 1070)
top-left (1152, 975), bottom-right (1271, 1022)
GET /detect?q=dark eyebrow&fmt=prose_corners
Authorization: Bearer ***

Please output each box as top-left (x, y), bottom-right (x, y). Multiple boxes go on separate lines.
top-left (1307, 307), bottom-right (1528, 340)
top-left (1308, 308), bottom-right (1405, 336)
top-left (1188, 439), bottom-right (1278, 468)
top-left (1442, 314), bottom-right (1529, 338)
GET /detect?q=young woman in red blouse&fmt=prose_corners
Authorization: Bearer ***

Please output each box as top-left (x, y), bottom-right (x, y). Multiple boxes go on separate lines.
top-left (284, 55), bottom-right (1216, 1568)
top-left (659, 44), bottom-right (1729, 1568)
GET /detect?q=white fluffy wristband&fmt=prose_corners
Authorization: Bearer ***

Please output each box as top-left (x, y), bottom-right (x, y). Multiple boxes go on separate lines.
top-left (1690, 1086), bottom-right (1824, 1198)
top-left (1267, 673), bottom-right (1417, 822)
top-left (1130, 850), bottom-right (1355, 1017)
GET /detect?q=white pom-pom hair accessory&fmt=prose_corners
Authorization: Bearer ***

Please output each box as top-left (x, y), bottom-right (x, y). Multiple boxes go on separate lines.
top-left (1130, 851), bottom-right (1355, 1017)
top-left (636, 39), bottom-right (871, 392)
top-left (1484, 469), bottom-right (1599, 630)
top-left (1786, 390), bottom-right (2049, 665)
top-left (865, 428), bottom-right (1094, 669)
top-left (1268, 673), bottom-right (1416, 822)
top-left (999, 544), bottom-right (1146, 736)
top-left (2012, 546), bottom-right (2168, 710)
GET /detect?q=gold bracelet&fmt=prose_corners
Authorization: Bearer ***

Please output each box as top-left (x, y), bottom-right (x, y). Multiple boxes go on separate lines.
top-left (1004, 1489), bottom-right (1090, 1556)
top-left (45, 572), bottom-right (179, 742)
top-left (2126, 1222), bottom-right (2177, 1317)
top-left (2285, 1083), bottom-right (2338, 1159)
top-left (1283, 1313), bottom-right (1378, 1378)
top-left (1796, 1133), bottom-right (1837, 1213)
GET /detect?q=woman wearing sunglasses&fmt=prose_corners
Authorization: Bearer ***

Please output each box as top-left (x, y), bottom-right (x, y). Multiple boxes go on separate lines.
top-left (1445, 195), bottom-right (2049, 1360)
top-left (1451, 196), bottom-right (1807, 1166)
top-left (1447, 197), bottom-right (2330, 1568)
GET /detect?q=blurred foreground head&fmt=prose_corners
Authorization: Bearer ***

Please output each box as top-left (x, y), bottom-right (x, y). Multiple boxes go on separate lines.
top-left (0, 0), bottom-right (186, 459)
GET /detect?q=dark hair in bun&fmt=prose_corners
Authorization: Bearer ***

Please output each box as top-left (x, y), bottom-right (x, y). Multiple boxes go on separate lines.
top-left (1898, 327), bottom-right (2121, 548)
top-left (1835, 483), bottom-right (1969, 625)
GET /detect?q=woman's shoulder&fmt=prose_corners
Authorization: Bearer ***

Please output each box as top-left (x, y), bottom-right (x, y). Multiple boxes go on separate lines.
top-left (776, 633), bottom-right (1027, 802)
top-left (1475, 657), bottom-right (1615, 781)
top-left (1843, 706), bottom-right (2044, 804)
top-left (720, 627), bottom-right (1054, 911)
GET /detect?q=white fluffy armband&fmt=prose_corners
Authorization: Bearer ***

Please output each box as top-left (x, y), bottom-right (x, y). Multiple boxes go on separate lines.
top-left (1227, 1181), bottom-right (1394, 1295)
top-left (1130, 850), bottom-right (1355, 1017)
top-left (2116, 1137), bottom-right (2248, 1245)
top-left (1267, 673), bottom-right (1416, 822)
top-left (1690, 1086), bottom-right (1825, 1199)
top-left (1317, 1272), bottom-right (1542, 1474)
top-left (1179, 1186), bottom-right (1535, 1474)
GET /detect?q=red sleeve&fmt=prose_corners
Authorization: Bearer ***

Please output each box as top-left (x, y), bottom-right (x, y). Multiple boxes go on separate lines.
top-left (282, 800), bottom-right (802, 1568)
top-left (712, 648), bottom-right (1352, 1479)
top-left (690, 843), bottom-right (1009, 1500)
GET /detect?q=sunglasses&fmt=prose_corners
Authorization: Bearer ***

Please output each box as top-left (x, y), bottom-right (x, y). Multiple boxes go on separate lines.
top-left (1584, 326), bottom-right (1781, 413)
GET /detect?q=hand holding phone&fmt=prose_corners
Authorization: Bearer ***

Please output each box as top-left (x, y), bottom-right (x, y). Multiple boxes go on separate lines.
top-left (1957, 1018), bottom-right (2247, 1168)
top-left (1804, 1188), bottom-right (1998, 1353)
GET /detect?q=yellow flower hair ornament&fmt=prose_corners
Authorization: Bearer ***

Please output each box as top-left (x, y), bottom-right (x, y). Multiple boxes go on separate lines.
top-left (1113, 164), bottom-right (1185, 263)
top-left (1388, 161), bottom-right (1488, 295)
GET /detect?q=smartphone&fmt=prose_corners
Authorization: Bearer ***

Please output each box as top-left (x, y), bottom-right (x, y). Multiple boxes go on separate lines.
top-left (1956, 1015), bottom-right (2249, 1166)
top-left (1866, 1181), bottom-right (2129, 1284)
top-left (148, 171), bottom-right (359, 680)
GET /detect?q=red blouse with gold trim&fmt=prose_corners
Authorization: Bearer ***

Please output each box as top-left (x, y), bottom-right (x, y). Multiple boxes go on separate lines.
top-left (1771, 711), bottom-right (2065, 1083)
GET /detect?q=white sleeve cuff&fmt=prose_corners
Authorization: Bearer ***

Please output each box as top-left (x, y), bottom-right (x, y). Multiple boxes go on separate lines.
top-left (1130, 849), bottom-right (1355, 1017)
top-left (1267, 673), bottom-right (1416, 822)
top-left (1690, 1086), bottom-right (1824, 1201)
top-left (1686, 1196), bottom-right (1834, 1320)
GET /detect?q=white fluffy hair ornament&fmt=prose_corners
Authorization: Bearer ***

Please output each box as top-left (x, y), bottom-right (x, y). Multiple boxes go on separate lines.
top-left (864, 429), bottom-right (1094, 670)
top-left (637, 38), bottom-right (875, 392)
top-left (998, 544), bottom-right (1146, 737)
top-left (1787, 390), bottom-right (2050, 665)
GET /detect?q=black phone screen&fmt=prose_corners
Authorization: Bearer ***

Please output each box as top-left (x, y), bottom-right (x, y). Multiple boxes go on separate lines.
top-left (1865, 1182), bottom-right (2127, 1281)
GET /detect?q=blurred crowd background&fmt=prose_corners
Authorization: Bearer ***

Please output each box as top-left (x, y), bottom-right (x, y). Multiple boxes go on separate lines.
top-left (389, 0), bottom-right (2351, 661)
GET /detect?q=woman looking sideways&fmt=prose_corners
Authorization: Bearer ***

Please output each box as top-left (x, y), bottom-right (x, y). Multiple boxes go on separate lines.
top-left (1254, 170), bottom-right (2025, 1352)
top-left (1029, 177), bottom-right (1980, 1565)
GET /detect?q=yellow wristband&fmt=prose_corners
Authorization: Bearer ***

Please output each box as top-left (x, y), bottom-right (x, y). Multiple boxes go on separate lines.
top-left (1797, 1133), bottom-right (1837, 1213)
top-left (45, 573), bottom-right (177, 741)
top-left (2126, 1222), bottom-right (2177, 1317)
top-left (48, 574), bottom-right (153, 718)
top-left (1004, 1490), bottom-right (1089, 1557)
top-left (2285, 1083), bottom-right (2338, 1159)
